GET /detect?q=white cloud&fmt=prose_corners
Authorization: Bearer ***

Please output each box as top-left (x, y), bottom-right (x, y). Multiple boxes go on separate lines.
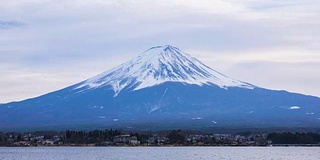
top-left (289, 106), bottom-right (300, 110)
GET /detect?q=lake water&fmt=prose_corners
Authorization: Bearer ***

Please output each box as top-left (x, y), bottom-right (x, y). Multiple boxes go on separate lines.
top-left (0, 147), bottom-right (319, 160)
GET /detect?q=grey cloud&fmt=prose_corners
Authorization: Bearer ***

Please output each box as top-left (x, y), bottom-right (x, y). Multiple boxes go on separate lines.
top-left (227, 61), bottom-right (320, 97)
top-left (0, 21), bottom-right (25, 29)
top-left (0, 0), bottom-right (320, 102)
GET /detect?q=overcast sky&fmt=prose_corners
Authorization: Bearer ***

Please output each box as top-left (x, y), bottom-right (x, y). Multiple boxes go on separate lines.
top-left (1, 0), bottom-right (320, 103)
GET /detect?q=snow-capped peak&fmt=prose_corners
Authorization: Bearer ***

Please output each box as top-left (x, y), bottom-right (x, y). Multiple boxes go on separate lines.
top-left (75, 45), bottom-right (254, 96)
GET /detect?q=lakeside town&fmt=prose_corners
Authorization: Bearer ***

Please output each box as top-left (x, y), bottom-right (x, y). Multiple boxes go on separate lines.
top-left (1, 129), bottom-right (320, 147)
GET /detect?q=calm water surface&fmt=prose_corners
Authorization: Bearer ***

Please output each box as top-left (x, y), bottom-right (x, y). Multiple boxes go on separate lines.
top-left (0, 147), bottom-right (319, 160)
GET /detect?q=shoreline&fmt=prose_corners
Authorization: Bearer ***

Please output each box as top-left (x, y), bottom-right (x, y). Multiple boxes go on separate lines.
top-left (2, 144), bottom-right (320, 147)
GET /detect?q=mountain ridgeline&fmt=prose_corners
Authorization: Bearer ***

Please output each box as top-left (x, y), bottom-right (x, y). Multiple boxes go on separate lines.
top-left (1, 45), bottom-right (320, 131)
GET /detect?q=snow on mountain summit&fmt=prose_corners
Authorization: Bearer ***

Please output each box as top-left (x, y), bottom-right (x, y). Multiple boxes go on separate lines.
top-left (75, 45), bottom-right (254, 96)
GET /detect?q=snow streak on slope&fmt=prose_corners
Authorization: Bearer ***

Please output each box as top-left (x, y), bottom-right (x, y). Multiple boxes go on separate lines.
top-left (75, 45), bottom-right (254, 96)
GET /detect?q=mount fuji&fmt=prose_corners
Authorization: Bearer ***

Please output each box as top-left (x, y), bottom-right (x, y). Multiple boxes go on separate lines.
top-left (1, 45), bottom-right (320, 131)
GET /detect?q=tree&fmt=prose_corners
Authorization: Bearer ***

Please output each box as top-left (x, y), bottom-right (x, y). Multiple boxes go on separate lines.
top-left (203, 136), bottom-right (216, 145)
top-left (267, 132), bottom-right (318, 144)
top-left (17, 134), bottom-right (22, 141)
top-left (167, 130), bottom-right (185, 144)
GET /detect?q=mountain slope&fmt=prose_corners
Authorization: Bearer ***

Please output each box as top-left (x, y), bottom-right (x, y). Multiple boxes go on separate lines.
top-left (75, 45), bottom-right (253, 97)
top-left (0, 45), bottom-right (319, 131)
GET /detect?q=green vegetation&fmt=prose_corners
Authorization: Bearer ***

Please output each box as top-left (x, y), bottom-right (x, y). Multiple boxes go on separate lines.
top-left (65, 129), bottom-right (121, 144)
top-left (167, 130), bottom-right (185, 144)
top-left (267, 132), bottom-right (320, 144)
top-left (1, 130), bottom-right (320, 146)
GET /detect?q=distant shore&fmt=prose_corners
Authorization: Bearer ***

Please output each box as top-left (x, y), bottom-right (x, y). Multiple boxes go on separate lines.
top-left (1, 129), bottom-right (320, 147)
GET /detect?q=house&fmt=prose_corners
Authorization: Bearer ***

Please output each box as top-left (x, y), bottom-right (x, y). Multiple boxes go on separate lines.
top-left (100, 141), bottom-right (112, 146)
top-left (113, 135), bottom-right (131, 143)
top-left (35, 136), bottom-right (44, 141)
top-left (147, 137), bottom-right (155, 144)
top-left (42, 139), bottom-right (54, 145)
top-left (53, 135), bottom-right (61, 142)
top-left (13, 141), bottom-right (29, 146)
top-left (129, 136), bottom-right (140, 145)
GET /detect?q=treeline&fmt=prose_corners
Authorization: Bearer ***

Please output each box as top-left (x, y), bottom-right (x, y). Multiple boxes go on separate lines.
top-left (166, 130), bottom-right (217, 145)
top-left (0, 132), bottom-right (7, 146)
top-left (2, 129), bottom-right (320, 146)
top-left (167, 130), bottom-right (186, 144)
top-left (267, 132), bottom-right (320, 144)
top-left (65, 129), bottom-right (215, 145)
top-left (65, 129), bottom-right (149, 144)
